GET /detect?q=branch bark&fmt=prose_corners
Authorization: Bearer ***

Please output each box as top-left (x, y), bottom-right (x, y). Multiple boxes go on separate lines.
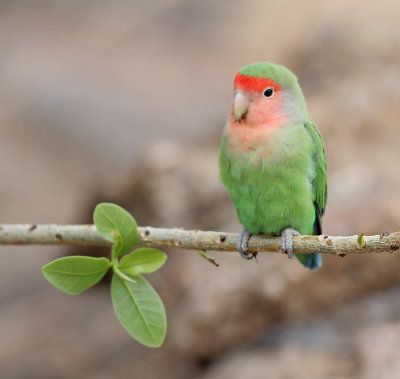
top-left (0, 224), bottom-right (399, 255)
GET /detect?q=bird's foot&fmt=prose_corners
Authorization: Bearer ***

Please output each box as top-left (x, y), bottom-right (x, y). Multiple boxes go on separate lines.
top-left (281, 228), bottom-right (300, 259)
top-left (237, 227), bottom-right (256, 260)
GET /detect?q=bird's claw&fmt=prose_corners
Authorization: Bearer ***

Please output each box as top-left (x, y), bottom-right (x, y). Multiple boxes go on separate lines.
top-left (281, 228), bottom-right (300, 259)
top-left (237, 227), bottom-right (256, 260)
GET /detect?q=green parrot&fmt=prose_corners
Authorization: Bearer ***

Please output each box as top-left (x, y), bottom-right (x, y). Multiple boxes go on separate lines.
top-left (219, 62), bottom-right (327, 270)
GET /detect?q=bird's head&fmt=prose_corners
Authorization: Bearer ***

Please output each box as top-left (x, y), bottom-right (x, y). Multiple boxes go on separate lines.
top-left (231, 62), bottom-right (308, 128)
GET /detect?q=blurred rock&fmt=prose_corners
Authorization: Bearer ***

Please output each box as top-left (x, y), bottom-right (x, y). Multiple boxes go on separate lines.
top-left (0, 288), bottom-right (192, 379)
top-left (356, 322), bottom-right (400, 379)
top-left (201, 287), bottom-right (400, 379)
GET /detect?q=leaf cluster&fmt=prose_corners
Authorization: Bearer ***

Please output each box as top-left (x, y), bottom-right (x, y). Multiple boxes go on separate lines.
top-left (42, 203), bottom-right (167, 347)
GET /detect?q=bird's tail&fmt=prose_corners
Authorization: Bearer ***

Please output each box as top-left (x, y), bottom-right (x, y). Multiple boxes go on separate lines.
top-left (294, 206), bottom-right (323, 270)
top-left (295, 253), bottom-right (322, 271)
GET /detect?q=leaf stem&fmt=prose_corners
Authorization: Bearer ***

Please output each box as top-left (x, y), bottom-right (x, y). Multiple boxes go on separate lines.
top-left (113, 266), bottom-right (137, 284)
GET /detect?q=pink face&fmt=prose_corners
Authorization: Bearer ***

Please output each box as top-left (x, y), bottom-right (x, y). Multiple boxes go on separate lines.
top-left (230, 73), bottom-right (288, 128)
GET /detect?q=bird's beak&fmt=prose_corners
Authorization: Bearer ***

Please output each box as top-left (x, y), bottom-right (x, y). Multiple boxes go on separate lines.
top-left (233, 92), bottom-right (250, 123)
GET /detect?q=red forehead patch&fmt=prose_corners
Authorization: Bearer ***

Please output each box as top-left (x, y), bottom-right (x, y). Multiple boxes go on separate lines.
top-left (234, 73), bottom-right (281, 92)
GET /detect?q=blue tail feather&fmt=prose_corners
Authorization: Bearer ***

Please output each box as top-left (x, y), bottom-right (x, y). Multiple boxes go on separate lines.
top-left (295, 252), bottom-right (322, 270)
top-left (304, 253), bottom-right (322, 271)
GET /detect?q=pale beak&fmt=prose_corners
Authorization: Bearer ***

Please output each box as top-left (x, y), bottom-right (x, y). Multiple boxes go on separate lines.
top-left (233, 92), bottom-right (250, 123)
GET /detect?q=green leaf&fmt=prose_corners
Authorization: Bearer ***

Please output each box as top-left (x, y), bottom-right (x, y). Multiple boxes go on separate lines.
top-left (42, 256), bottom-right (111, 295)
top-left (197, 249), bottom-right (219, 267)
top-left (111, 274), bottom-right (167, 348)
top-left (118, 248), bottom-right (167, 276)
top-left (93, 203), bottom-right (138, 256)
top-left (357, 232), bottom-right (366, 248)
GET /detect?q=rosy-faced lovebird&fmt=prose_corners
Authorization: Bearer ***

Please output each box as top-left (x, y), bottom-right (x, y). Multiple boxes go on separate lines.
top-left (219, 62), bottom-right (327, 270)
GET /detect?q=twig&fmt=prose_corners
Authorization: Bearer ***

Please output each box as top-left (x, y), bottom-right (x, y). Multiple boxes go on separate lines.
top-left (0, 224), bottom-right (399, 255)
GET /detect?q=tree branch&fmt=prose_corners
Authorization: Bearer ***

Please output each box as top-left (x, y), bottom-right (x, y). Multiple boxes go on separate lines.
top-left (0, 224), bottom-right (399, 255)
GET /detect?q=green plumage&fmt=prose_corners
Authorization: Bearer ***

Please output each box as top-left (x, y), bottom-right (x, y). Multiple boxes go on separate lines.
top-left (219, 62), bottom-right (327, 269)
top-left (239, 62), bottom-right (299, 87)
top-left (219, 122), bottom-right (326, 235)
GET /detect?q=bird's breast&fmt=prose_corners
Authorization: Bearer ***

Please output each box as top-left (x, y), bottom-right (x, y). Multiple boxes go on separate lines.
top-left (224, 121), bottom-right (280, 157)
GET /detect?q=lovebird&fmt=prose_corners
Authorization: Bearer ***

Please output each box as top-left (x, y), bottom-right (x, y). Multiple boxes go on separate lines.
top-left (219, 62), bottom-right (327, 270)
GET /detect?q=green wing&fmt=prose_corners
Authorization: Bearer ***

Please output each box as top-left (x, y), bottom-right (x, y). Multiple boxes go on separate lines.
top-left (304, 122), bottom-right (327, 234)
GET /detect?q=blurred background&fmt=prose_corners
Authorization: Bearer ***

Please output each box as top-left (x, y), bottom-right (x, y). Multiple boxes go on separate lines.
top-left (1, 0), bottom-right (400, 378)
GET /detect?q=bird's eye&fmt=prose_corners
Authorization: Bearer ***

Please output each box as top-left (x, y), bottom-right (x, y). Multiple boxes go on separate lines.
top-left (263, 87), bottom-right (274, 98)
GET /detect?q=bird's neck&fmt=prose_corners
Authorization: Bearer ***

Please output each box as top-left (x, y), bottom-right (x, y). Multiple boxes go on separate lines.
top-left (224, 119), bottom-right (283, 154)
